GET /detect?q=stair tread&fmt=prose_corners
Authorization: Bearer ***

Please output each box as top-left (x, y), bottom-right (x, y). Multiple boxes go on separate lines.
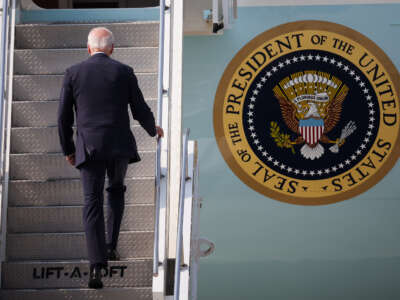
top-left (8, 230), bottom-right (154, 235)
top-left (8, 203), bottom-right (155, 208)
top-left (14, 72), bottom-right (157, 76)
top-left (15, 22), bottom-right (159, 49)
top-left (6, 231), bottom-right (154, 260)
top-left (8, 177), bottom-right (156, 206)
top-left (11, 124), bottom-right (148, 129)
top-left (10, 177), bottom-right (154, 182)
top-left (5, 258), bottom-right (152, 263)
top-left (1, 287), bottom-right (152, 300)
top-left (13, 74), bottom-right (157, 101)
top-left (12, 99), bottom-right (157, 106)
top-left (14, 46), bottom-right (158, 50)
top-left (10, 151), bottom-right (156, 155)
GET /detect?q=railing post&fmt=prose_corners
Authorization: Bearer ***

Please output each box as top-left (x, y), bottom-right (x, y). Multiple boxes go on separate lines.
top-left (173, 128), bottom-right (190, 300)
top-left (0, 0), bottom-right (10, 284)
top-left (0, 0), bottom-right (9, 165)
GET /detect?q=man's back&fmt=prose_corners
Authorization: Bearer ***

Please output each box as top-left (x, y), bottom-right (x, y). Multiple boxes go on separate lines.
top-left (58, 53), bottom-right (156, 168)
top-left (69, 54), bottom-right (131, 130)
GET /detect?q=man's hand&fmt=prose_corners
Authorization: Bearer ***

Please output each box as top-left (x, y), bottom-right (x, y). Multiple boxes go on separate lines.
top-left (156, 126), bottom-right (164, 139)
top-left (66, 153), bottom-right (76, 166)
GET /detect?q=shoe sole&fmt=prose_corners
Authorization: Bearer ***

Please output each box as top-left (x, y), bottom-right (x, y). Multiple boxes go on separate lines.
top-left (88, 279), bottom-right (103, 289)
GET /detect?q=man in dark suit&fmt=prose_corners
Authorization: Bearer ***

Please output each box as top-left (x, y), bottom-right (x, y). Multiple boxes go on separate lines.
top-left (58, 27), bottom-right (163, 289)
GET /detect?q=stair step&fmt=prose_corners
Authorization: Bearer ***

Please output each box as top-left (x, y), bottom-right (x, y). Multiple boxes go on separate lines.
top-left (11, 126), bottom-right (156, 153)
top-left (14, 47), bottom-right (159, 75)
top-left (9, 152), bottom-right (155, 180)
top-left (12, 99), bottom-right (157, 127)
top-left (6, 231), bottom-right (153, 261)
top-left (2, 259), bottom-right (152, 289)
top-left (16, 22), bottom-right (159, 49)
top-left (1, 287), bottom-right (152, 300)
top-left (13, 73), bottom-right (157, 101)
top-left (9, 178), bottom-right (155, 206)
top-left (8, 204), bottom-right (154, 233)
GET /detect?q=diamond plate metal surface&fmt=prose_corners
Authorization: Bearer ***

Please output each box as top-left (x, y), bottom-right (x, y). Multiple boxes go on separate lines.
top-left (10, 152), bottom-right (155, 180)
top-left (16, 22), bottom-right (159, 49)
top-left (4, 19), bottom-right (161, 294)
top-left (8, 204), bottom-right (155, 233)
top-left (15, 48), bottom-right (159, 75)
top-left (12, 99), bottom-right (157, 127)
top-left (9, 178), bottom-right (155, 206)
top-left (13, 74), bottom-right (157, 101)
top-left (11, 126), bottom-right (156, 153)
top-left (6, 231), bottom-right (154, 260)
top-left (2, 260), bottom-right (152, 289)
top-left (1, 288), bottom-right (153, 300)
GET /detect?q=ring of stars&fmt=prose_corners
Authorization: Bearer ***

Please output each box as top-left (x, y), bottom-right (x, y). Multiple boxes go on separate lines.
top-left (245, 52), bottom-right (378, 177)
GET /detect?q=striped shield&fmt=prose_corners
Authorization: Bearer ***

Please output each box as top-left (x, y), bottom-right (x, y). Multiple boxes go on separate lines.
top-left (299, 118), bottom-right (324, 145)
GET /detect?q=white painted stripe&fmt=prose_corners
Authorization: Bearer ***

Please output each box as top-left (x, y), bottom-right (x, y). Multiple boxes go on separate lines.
top-left (313, 126), bottom-right (317, 144)
top-left (318, 126), bottom-right (321, 142)
top-left (238, 0), bottom-right (400, 7)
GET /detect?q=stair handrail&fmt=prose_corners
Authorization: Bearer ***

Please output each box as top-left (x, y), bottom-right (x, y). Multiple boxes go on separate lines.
top-left (173, 128), bottom-right (190, 300)
top-left (153, 0), bottom-right (167, 277)
top-left (0, 1), bottom-right (9, 171)
top-left (0, 0), bottom-right (10, 261)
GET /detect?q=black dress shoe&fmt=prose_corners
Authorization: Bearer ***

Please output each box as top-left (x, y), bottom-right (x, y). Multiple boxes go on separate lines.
top-left (88, 265), bottom-right (103, 289)
top-left (107, 248), bottom-right (120, 261)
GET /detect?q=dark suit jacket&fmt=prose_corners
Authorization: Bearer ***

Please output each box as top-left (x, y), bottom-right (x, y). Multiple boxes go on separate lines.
top-left (58, 53), bottom-right (156, 168)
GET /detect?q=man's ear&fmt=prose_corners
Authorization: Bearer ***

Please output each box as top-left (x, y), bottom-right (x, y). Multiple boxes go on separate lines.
top-left (87, 45), bottom-right (92, 55)
top-left (110, 44), bottom-right (114, 55)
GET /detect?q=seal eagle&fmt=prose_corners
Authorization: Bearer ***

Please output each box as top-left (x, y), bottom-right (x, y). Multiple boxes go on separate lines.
top-left (273, 71), bottom-right (349, 160)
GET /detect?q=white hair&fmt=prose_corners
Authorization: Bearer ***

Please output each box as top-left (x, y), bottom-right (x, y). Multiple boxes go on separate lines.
top-left (87, 27), bottom-right (114, 50)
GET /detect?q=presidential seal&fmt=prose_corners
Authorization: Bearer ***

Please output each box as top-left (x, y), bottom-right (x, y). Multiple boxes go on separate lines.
top-left (213, 20), bottom-right (400, 205)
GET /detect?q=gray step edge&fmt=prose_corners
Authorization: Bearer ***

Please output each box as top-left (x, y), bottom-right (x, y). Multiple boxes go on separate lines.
top-left (8, 203), bottom-right (155, 208)
top-left (10, 177), bottom-right (154, 182)
top-left (10, 150), bottom-right (156, 155)
top-left (0, 287), bottom-right (153, 298)
top-left (16, 21), bottom-right (160, 27)
top-left (7, 205), bottom-right (155, 233)
top-left (14, 46), bottom-right (159, 51)
top-left (13, 72), bottom-right (157, 77)
top-left (6, 231), bottom-right (154, 260)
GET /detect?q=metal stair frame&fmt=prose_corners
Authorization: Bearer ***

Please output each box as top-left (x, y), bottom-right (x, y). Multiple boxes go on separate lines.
top-left (0, 0), bottom-right (17, 285)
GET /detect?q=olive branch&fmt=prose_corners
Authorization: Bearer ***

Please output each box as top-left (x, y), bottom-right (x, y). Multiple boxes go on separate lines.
top-left (270, 121), bottom-right (295, 154)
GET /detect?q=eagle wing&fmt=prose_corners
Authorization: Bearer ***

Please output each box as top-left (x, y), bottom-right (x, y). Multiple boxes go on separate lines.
top-left (275, 94), bottom-right (299, 133)
top-left (324, 89), bottom-right (348, 133)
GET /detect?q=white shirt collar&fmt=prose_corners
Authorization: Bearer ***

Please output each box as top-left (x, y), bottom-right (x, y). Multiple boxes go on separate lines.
top-left (91, 51), bottom-right (108, 56)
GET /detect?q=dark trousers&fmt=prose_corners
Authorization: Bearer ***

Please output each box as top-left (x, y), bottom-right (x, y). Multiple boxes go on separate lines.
top-left (79, 158), bottom-right (129, 267)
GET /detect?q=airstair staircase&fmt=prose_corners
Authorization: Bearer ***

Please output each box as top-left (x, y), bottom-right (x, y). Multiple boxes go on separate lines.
top-left (1, 17), bottom-right (161, 300)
